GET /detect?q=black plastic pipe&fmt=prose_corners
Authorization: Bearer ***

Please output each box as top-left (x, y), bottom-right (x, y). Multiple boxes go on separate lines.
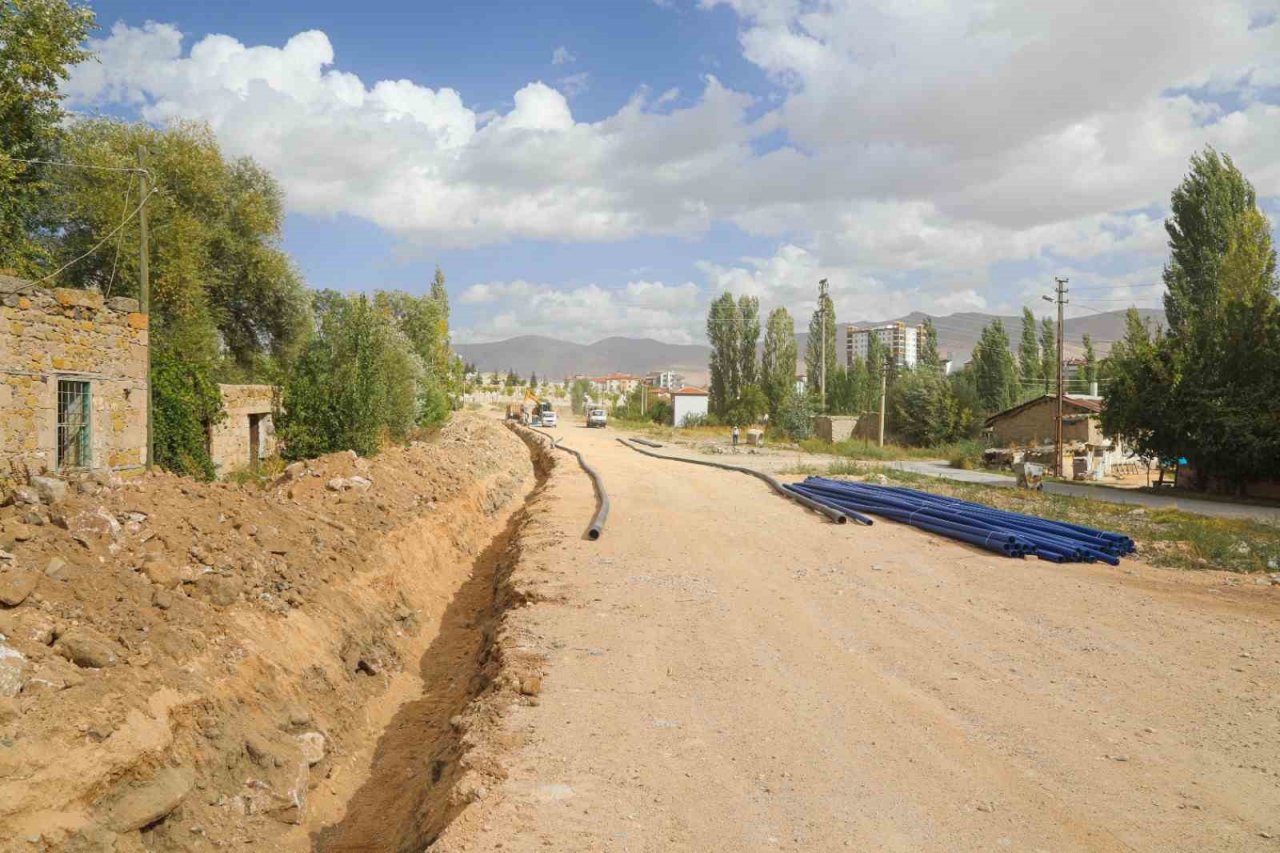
top-left (616, 438), bottom-right (854, 525)
top-left (630, 437), bottom-right (665, 449)
top-left (510, 423), bottom-right (610, 540)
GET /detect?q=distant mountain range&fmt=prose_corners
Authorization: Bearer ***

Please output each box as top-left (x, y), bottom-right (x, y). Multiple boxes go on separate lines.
top-left (454, 335), bottom-right (714, 383)
top-left (455, 309), bottom-right (1165, 383)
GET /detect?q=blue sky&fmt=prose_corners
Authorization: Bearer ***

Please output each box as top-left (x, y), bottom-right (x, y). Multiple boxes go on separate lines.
top-left (69, 0), bottom-right (1280, 345)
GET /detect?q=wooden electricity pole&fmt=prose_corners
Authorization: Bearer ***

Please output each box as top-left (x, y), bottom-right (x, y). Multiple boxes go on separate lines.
top-left (138, 146), bottom-right (153, 472)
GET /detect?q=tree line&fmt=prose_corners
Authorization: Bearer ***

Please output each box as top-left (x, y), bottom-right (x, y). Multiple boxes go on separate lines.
top-left (1101, 149), bottom-right (1280, 494)
top-left (0, 0), bottom-right (460, 477)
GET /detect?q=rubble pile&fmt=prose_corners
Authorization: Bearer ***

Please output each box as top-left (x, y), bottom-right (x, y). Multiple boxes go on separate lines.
top-left (0, 414), bottom-right (533, 850)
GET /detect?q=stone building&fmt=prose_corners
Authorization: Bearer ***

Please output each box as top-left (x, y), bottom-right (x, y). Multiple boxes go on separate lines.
top-left (208, 384), bottom-right (278, 475)
top-left (0, 276), bottom-right (148, 477)
top-left (984, 394), bottom-right (1127, 475)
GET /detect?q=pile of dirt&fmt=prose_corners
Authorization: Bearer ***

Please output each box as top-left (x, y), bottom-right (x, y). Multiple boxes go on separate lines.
top-left (0, 413), bottom-right (534, 851)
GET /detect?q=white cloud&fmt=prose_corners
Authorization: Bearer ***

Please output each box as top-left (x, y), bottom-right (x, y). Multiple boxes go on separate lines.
top-left (455, 279), bottom-right (704, 343)
top-left (61, 4), bottom-right (1280, 340)
top-left (557, 71), bottom-right (590, 100)
top-left (65, 23), bottom-right (761, 247)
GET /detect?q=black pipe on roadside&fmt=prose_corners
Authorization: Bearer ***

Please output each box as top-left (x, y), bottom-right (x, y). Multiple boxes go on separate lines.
top-left (616, 438), bottom-right (853, 526)
top-left (509, 423), bottom-right (610, 540)
top-left (630, 437), bottom-right (664, 449)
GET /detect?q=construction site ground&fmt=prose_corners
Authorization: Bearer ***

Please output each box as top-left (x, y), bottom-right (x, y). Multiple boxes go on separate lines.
top-left (2, 414), bottom-right (1278, 851)
top-left (438, 421), bottom-right (1280, 852)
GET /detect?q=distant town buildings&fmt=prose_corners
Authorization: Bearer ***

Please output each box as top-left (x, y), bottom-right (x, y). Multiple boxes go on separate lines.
top-left (644, 370), bottom-right (684, 390)
top-left (842, 322), bottom-right (927, 369)
top-left (579, 373), bottom-right (642, 397)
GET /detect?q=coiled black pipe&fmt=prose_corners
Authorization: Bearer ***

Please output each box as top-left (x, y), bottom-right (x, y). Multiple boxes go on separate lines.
top-left (509, 423), bottom-right (610, 540)
top-left (616, 438), bottom-right (854, 525)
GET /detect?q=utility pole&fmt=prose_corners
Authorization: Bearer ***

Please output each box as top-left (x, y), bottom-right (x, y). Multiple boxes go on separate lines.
top-left (877, 366), bottom-right (887, 447)
top-left (138, 146), bottom-right (152, 472)
top-left (818, 278), bottom-right (829, 412)
top-left (1051, 277), bottom-right (1068, 477)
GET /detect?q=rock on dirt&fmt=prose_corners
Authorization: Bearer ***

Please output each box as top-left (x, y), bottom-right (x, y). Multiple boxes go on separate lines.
top-left (0, 641), bottom-right (27, 697)
top-left (297, 732), bottom-right (326, 766)
top-left (55, 626), bottom-right (120, 668)
top-left (0, 569), bottom-right (38, 606)
top-left (29, 476), bottom-right (67, 506)
top-left (101, 766), bottom-right (195, 832)
top-left (0, 413), bottom-right (535, 849)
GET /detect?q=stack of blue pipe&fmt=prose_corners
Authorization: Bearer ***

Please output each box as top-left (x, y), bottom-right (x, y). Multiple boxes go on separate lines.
top-left (784, 477), bottom-right (1135, 565)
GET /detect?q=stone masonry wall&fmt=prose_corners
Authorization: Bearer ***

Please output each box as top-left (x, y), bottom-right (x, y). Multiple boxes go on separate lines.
top-left (988, 399), bottom-right (1097, 448)
top-left (0, 276), bottom-right (148, 476)
top-left (208, 384), bottom-right (277, 475)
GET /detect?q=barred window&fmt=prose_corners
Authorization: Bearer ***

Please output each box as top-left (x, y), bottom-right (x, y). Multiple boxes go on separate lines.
top-left (57, 380), bottom-right (91, 469)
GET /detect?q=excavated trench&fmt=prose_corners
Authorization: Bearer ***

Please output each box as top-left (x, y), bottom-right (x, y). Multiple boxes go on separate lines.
top-left (312, 432), bottom-right (552, 852)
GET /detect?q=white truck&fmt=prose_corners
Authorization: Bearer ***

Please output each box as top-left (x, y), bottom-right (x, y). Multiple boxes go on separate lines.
top-left (586, 408), bottom-right (608, 428)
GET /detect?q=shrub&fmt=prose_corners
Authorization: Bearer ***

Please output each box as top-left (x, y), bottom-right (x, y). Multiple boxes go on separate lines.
top-left (278, 292), bottom-right (425, 459)
top-left (151, 333), bottom-right (224, 480)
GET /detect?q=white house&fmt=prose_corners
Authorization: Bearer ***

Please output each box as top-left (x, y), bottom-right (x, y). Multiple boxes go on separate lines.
top-left (671, 386), bottom-right (709, 426)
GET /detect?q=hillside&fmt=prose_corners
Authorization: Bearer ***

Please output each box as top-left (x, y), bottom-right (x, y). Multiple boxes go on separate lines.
top-left (457, 309), bottom-right (1165, 379)
top-left (455, 335), bottom-right (712, 382)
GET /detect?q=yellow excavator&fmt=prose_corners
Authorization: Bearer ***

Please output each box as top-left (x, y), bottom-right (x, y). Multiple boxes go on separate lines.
top-left (522, 389), bottom-right (556, 426)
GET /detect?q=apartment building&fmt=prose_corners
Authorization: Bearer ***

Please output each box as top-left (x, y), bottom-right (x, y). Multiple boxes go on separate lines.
top-left (843, 322), bottom-right (926, 368)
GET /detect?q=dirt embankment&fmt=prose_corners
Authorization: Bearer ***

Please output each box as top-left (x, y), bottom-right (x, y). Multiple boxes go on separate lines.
top-left (0, 413), bottom-right (536, 851)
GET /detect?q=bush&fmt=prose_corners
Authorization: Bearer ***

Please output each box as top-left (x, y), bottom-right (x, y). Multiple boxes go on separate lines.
top-left (775, 392), bottom-right (816, 440)
top-left (151, 332), bottom-right (224, 480)
top-left (680, 412), bottom-right (711, 428)
top-left (278, 292), bottom-right (425, 459)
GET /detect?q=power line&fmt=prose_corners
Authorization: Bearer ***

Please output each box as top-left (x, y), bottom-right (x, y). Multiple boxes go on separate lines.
top-left (103, 172), bottom-right (136, 300)
top-left (1, 156), bottom-right (148, 175)
top-left (1070, 282), bottom-right (1163, 291)
top-left (18, 186), bottom-right (159, 293)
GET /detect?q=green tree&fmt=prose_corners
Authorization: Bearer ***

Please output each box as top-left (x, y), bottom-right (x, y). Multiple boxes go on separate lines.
top-left (570, 378), bottom-right (592, 414)
top-left (973, 320), bottom-right (1017, 415)
top-left (706, 292), bottom-right (741, 418)
top-left (278, 292), bottom-right (422, 459)
top-left (374, 289), bottom-right (452, 426)
top-left (805, 291), bottom-right (836, 406)
top-left (1103, 148), bottom-right (1280, 493)
top-left (1100, 310), bottom-right (1177, 466)
top-left (760, 307), bottom-right (797, 421)
top-left (1081, 333), bottom-right (1098, 390)
top-left (1038, 316), bottom-right (1057, 394)
top-left (725, 384), bottom-right (767, 426)
top-left (919, 317), bottom-right (940, 370)
top-left (1163, 147), bottom-right (1257, 336)
top-left (889, 368), bottom-right (963, 446)
top-left (1017, 307), bottom-right (1039, 386)
top-left (0, 0), bottom-right (95, 273)
top-left (737, 295), bottom-right (760, 389)
top-left (46, 119), bottom-right (309, 373)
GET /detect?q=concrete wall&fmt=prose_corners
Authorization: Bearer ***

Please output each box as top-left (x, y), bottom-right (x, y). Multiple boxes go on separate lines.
top-left (673, 394), bottom-right (709, 426)
top-left (813, 415), bottom-right (860, 443)
top-left (1, 277), bottom-right (148, 476)
top-left (208, 384), bottom-right (277, 475)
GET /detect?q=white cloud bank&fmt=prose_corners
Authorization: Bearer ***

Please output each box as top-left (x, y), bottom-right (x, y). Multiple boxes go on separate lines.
top-left (63, 2), bottom-right (1280, 338)
top-left (455, 279), bottom-right (702, 344)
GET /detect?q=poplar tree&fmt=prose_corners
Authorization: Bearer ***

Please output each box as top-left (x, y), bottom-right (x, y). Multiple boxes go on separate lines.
top-left (761, 307), bottom-right (797, 421)
top-left (1017, 307), bottom-right (1040, 389)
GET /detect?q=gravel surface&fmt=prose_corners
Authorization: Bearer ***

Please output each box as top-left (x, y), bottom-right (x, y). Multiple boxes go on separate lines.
top-left (438, 422), bottom-right (1280, 852)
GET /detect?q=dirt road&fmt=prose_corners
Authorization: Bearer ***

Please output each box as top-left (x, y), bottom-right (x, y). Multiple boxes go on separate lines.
top-left (437, 423), bottom-right (1280, 852)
